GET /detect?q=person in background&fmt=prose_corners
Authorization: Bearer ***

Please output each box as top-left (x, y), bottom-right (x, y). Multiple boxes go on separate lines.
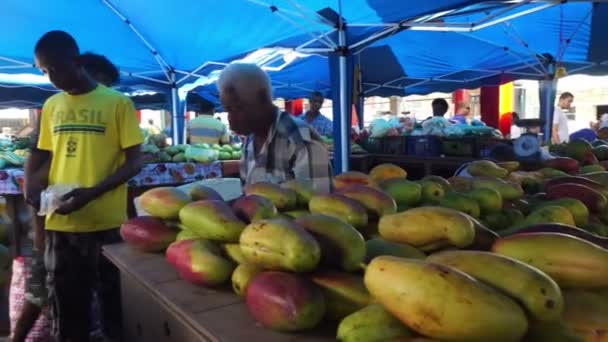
top-left (146, 119), bottom-right (162, 135)
top-left (510, 112), bottom-right (523, 139)
top-left (299, 91), bottom-right (333, 136)
top-left (187, 112), bottom-right (230, 145)
top-left (451, 102), bottom-right (471, 124)
top-left (217, 63), bottom-right (331, 192)
top-left (29, 30), bottom-right (143, 341)
top-left (431, 98), bottom-right (449, 118)
top-left (552, 92), bottom-right (574, 144)
top-left (569, 120), bottom-right (599, 142)
top-left (15, 52), bottom-right (120, 342)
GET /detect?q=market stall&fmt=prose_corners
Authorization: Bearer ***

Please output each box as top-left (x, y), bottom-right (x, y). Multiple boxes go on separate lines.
top-left (117, 146), bottom-right (608, 342)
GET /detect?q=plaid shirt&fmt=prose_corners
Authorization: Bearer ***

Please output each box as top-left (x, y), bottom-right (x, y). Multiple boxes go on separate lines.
top-left (298, 112), bottom-right (333, 136)
top-left (241, 110), bottom-right (331, 193)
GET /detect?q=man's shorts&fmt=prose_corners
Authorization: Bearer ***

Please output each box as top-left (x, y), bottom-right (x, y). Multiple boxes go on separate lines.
top-left (24, 249), bottom-right (47, 307)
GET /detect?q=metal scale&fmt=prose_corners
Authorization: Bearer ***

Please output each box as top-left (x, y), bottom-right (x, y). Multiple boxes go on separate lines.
top-left (513, 119), bottom-right (545, 160)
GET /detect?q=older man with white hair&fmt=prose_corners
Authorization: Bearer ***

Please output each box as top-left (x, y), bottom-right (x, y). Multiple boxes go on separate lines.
top-left (217, 63), bottom-right (331, 192)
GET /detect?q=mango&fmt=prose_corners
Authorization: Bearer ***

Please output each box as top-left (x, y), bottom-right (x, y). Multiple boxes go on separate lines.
top-left (467, 160), bottom-right (509, 178)
top-left (583, 171), bottom-right (608, 186)
top-left (280, 179), bottom-right (319, 206)
top-left (565, 139), bottom-right (594, 162)
top-left (439, 192), bottom-right (481, 218)
top-left (338, 185), bottom-right (397, 217)
top-left (365, 238), bottom-right (425, 262)
top-left (175, 229), bottom-right (199, 242)
top-left (468, 187), bottom-right (502, 215)
top-left (231, 194), bottom-right (278, 224)
top-left (365, 257), bottom-right (528, 342)
top-left (309, 194), bottom-right (368, 229)
top-left (188, 184), bottom-right (223, 201)
top-left (379, 179), bottom-right (422, 206)
top-left (482, 211), bottom-right (513, 231)
top-left (231, 263), bottom-right (262, 296)
top-left (239, 218), bottom-right (321, 272)
top-left (546, 183), bottom-right (608, 213)
top-left (472, 177), bottom-right (524, 201)
top-left (448, 176), bottom-right (473, 192)
top-left (120, 216), bottom-right (176, 252)
top-left (428, 250), bottom-right (563, 322)
top-left (222, 243), bottom-right (247, 264)
top-left (139, 187), bottom-right (190, 219)
top-left (581, 164), bottom-right (605, 173)
top-left (498, 161), bottom-right (520, 172)
top-left (282, 210), bottom-right (310, 219)
top-left (539, 167), bottom-right (571, 179)
top-left (311, 271), bottom-right (371, 320)
top-left (244, 182), bottom-right (297, 211)
top-left (561, 289), bottom-right (608, 342)
top-left (246, 271), bottom-right (325, 332)
top-left (369, 163), bottom-right (407, 183)
top-left (421, 175), bottom-right (451, 192)
top-left (535, 198), bottom-right (590, 226)
top-left (295, 214), bottom-right (365, 272)
top-left (379, 207), bottom-right (475, 249)
top-left (166, 239), bottom-right (234, 286)
top-left (417, 180), bottom-right (445, 204)
top-left (337, 304), bottom-right (412, 342)
top-left (493, 232), bottom-right (608, 288)
top-left (518, 205), bottom-right (576, 228)
top-left (179, 200), bottom-right (246, 242)
top-left (334, 171), bottom-right (374, 190)
top-left (544, 157), bottom-right (581, 173)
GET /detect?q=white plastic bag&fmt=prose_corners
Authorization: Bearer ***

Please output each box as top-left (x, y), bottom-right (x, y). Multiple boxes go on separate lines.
top-left (38, 184), bottom-right (78, 216)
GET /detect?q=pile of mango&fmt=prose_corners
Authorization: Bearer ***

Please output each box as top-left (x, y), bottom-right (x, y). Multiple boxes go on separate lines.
top-left (121, 158), bottom-right (608, 342)
top-left (140, 142), bottom-right (243, 164)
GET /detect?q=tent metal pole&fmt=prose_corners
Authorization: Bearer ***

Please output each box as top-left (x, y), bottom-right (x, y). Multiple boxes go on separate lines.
top-left (0, 65), bottom-right (34, 70)
top-left (471, 2), bottom-right (555, 31)
top-left (295, 29), bottom-right (337, 50)
top-left (170, 71), bottom-right (181, 144)
top-left (121, 71), bottom-right (172, 85)
top-left (337, 0), bottom-right (349, 173)
top-left (102, 0), bottom-right (172, 81)
top-left (273, 10), bottom-right (337, 49)
top-left (474, 0), bottom-right (533, 25)
top-left (0, 56), bottom-right (33, 67)
top-left (176, 62), bottom-right (227, 85)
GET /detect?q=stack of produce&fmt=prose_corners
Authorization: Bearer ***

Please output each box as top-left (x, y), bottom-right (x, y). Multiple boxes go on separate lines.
top-left (140, 133), bottom-right (243, 164)
top-left (0, 137), bottom-right (31, 169)
top-left (121, 160), bottom-right (608, 341)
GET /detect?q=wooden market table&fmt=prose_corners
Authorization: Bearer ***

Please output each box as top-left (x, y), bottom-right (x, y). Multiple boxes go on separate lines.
top-left (103, 243), bottom-right (336, 342)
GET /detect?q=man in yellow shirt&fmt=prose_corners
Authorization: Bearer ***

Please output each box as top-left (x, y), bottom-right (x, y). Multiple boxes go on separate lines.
top-left (31, 31), bottom-right (143, 341)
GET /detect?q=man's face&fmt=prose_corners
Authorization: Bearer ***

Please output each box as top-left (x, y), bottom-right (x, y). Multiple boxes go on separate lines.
top-left (461, 105), bottom-right (471, 116)
top-left (35, 53), bottom-right (82, 91)
top-left (221, 88), bottom-right (253, 135)
top-left (310, 95), bottom-right (324, 112)
top-left (560, 96), bottom-right (574, 110)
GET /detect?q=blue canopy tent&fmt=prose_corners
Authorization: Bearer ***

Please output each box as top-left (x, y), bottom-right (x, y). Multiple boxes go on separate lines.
top-left (2, 0), bottom-right (533, 173)
top-left (1, 1), bottom-right (604, 171)
top-left (193, 1), bottom-right (607, 150)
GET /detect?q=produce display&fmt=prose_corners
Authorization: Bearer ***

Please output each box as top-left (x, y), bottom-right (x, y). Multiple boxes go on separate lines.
top-left (121, 142), bottom-right (608, 341)
top-left (141, 133), bottom-right (243, 164)
top-left (0, 137), bottom-right (31, 169)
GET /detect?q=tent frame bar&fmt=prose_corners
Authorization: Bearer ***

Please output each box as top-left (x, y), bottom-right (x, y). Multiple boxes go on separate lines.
top-left (102, 0), bottom-right (173, 82)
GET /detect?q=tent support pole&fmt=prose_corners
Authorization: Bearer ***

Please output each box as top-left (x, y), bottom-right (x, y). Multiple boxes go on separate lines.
top-left (336, 0), bottom-right (349, 174)
top-left (540, 63), bottom-right (557, 145)
top-left (170, 71), bottom-right (186, 144)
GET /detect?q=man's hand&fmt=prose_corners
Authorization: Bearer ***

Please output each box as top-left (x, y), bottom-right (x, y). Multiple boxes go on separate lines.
top-left (55, 187), bottom-right (99, 215)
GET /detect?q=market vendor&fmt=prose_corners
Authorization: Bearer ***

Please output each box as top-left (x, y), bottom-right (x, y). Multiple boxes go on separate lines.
top-left (299, 91), bottom-right (333, 136)
top-left (187, 112), bottom-right (231, 145)
top-left (217, 63), bottom-right (331, 192)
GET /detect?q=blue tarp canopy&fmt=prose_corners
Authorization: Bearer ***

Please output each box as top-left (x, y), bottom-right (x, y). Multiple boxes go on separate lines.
top-left (194, 1), bottom-right (607, 100)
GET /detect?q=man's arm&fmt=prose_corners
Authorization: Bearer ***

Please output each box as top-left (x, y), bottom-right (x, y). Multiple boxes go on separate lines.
top-left (552, 124), bottom-right (560, 144)
top-left (292, 140), bottom-right (331, 193)
top-left (56, 145), bottom-right (142, 215)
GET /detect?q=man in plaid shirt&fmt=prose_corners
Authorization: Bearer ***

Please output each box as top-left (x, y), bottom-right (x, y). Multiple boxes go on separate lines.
top-left (217, 63), bottom-right (331, 193)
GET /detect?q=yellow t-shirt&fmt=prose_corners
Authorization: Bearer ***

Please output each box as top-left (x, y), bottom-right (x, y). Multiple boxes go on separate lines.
top-left (38, 85), bottom-right (144, 232)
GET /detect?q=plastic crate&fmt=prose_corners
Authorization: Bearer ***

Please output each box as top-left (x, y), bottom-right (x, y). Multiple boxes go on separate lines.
top-left (406, 135), bottom-right (442, 157)
top-left (475, 136), bottom-right (505, 158)
top-left (359, 137), bottom-right (383, 153)
top-left (441, 137), bottom-right (476, 157)
top-left (381, 136), bottom-right (408, 154)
